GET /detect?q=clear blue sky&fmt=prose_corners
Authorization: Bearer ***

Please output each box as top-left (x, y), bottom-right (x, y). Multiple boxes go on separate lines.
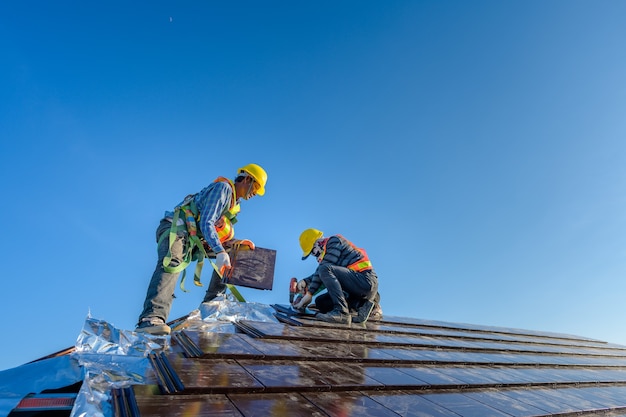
top-left (1, 1), bottom-right (625, 371)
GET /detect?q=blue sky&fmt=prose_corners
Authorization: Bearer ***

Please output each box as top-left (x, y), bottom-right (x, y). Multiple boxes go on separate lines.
top-left (1, 1), bottom-right (625, 371)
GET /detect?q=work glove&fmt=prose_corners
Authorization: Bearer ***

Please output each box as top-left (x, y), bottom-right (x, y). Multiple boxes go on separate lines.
top-left (236, 239), bottom-right (255, 250)
top-left (215, 251), bottom-right (231, 275)
top-left (292, 292), bottom-right (312, 311)
top-left (296, 279), bottom-right (308, 295)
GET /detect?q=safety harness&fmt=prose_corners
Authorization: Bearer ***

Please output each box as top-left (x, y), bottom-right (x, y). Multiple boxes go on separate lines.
top-left (159, 177), bottom-right (241, 294)
top-left (320, 235), bottom-right (373, 272)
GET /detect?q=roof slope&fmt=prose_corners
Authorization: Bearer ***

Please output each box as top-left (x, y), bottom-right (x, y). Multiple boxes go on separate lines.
top-left (5, 304), bottom-right (626, 416)
top-left (126, 309), bottom-right (626, 417)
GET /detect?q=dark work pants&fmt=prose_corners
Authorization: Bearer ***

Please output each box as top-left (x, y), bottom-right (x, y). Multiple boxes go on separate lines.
top-left (316, 291), bottom-right (381, 314)
top-left (317, 264), bottom-right (377, 315)
top-left (138, 219), bottom-right (187, 325)
top-left (202, 269), bottom-right (226, 302)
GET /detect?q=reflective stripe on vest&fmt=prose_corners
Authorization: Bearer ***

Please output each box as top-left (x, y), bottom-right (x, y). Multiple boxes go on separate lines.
top-left (347, 257), bottom-right (373, 272)
top-left (214, 177), bottom-right (239, 243)
top-left (321, 235), bottom-right (373, 272)
top-left (216, 217), bottom-right (234, 242)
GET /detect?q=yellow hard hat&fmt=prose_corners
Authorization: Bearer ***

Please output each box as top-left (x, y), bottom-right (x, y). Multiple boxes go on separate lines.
top-left (299, 228), bottom-right (324, 260)
top-left (238, 163), bottom-right (267, 196)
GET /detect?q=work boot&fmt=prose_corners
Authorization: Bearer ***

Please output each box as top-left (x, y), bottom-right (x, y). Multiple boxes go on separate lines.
top-left (369, 304), bottom-right (383, 321)
top-left (136, 317), bottom-right (171, 336)
top-left (353, 300), bottom-right (375, 324)
top-left (316, 309), bottom-right (352, 325)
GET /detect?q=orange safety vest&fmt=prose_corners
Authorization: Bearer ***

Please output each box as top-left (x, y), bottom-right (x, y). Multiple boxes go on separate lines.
top-left (320, 235), bottom-right (373, 272)
top-left (213, 177), bottom-right (240, 243)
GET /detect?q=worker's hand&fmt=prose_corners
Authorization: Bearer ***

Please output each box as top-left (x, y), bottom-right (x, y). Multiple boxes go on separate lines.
top-left (296, 279), bottom-right (308, 295)
top-left (215, 251), bottom-right (231, 275)
top-left (237, 239), bottom-right (255, 250)
top-left (293, 292), bottom-right (312, 310)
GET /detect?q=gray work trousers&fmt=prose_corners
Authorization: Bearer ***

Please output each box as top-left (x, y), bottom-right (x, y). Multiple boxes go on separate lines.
top-left (137, 219), bottom-right (225, 325)
top-left (317, 263), bottom-right (378, 315)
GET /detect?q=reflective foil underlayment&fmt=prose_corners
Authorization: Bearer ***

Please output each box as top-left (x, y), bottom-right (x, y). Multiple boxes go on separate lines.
top-left (70, 300), bottom-right (278, 416)
top-left (71, 314), bottom-right (165, 417)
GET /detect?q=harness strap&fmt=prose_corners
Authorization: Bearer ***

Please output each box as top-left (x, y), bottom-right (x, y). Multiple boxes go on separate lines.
top-left (218, 241), bottom-right (247, 302)
top-left (207, 257), bottom-right (246, 302)
top-left (160, 202), bottom-right (208, 292)
top-left (158, 215), bottom-right (247, 301)
top-left (159, 181), bottom-right (247, 301)
top-left (161, 207), bottom-right (192, 275)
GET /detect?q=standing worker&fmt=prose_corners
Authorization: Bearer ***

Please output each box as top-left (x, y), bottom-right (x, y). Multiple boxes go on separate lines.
top-left (136, 163), bottom-right (268, 335)
top-left (292, 228), bottom-right (379, 325)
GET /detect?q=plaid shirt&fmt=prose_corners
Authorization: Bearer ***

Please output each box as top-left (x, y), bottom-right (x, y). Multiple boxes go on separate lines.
top-left (164, 181), bottom-right (236, 254)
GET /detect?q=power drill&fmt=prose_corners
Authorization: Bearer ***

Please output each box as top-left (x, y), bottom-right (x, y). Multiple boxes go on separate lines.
top-left (289, 277), bottom-right (303, 306)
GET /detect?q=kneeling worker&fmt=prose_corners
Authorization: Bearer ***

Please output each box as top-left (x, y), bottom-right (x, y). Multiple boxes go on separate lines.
top-left (292, 228), bottom-right (379, 325)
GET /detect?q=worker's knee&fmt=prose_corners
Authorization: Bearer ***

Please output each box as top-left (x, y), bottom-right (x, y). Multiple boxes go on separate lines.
top-left (319, 263), bottom-right (348, 276)
top-left (317, 264), bottom-right (342, 285)
top-left (317, 264), bottom-right (334, 277)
